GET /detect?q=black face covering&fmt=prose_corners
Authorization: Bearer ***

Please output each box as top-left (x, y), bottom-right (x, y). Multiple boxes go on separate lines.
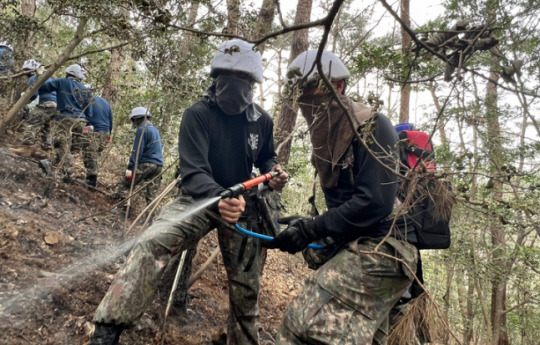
top-left (215, 75), bottom-right (254, 115)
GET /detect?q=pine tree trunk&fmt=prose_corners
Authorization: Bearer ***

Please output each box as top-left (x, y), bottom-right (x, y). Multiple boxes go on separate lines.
top-left (274, 0), bottom-right (313, 165)
top-left (252, 0), bottom-right (276, 54)
top-left (226, 0), bottom-right (240, 35)
top-left (486, 45), bottom-right (509, 345)
top-left (102, 47), bottom-right (123, 106)
top-left (399, 0), bottom-right (411, 124)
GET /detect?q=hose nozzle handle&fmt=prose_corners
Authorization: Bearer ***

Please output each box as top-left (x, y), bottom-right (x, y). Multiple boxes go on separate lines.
top-left (220, 171), bottom-right (281, 199)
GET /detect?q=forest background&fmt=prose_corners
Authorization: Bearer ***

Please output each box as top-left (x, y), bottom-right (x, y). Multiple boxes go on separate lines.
top-left (0, 0), bottom-right (539, 345)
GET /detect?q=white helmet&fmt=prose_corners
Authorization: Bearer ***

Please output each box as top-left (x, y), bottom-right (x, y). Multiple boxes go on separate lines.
top-left (22, 59), bottom-right (41, 71)
top-left (210, 39), bottom-right (264, 83)
top-left (287, 50), bottom-right (350, 85)
top-left (129, 107), bottom-right (151, 120)
top-left (0, 41), bottom-right (12, 50)
top-left (66, 64), bottom-right (86, 80)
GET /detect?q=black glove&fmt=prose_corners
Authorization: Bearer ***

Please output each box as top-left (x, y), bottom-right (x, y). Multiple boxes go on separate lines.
top-left (269, 217), bottom-right (319, 254)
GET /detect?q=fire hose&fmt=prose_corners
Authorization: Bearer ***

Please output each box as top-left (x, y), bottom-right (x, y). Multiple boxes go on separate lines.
top-left (220, 171), bottom-right (324, 250)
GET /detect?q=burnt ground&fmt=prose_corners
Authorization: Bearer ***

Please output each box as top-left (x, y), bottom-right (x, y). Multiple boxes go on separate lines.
top-left (0, 133), bottom-right (311, 345)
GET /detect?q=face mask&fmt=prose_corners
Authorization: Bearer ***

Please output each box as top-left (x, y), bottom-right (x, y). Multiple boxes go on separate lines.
top-left (215, 75), bottom-right (254, 115)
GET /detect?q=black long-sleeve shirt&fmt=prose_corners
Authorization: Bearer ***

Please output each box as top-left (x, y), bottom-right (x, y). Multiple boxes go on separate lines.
top-left (178, 99), bottom-right (278, 199)
top-left (314, 114), bottom-right (407, 240)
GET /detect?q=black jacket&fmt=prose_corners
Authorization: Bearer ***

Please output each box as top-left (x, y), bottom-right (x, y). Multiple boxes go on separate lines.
top-left (178, 99), bottom-right (278, 200)
top-left (314, 114), bottom-right (414, 241)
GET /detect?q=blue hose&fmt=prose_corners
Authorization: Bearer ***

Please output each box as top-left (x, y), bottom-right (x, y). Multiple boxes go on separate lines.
top-left (234, 224), bottom-right (325, 249)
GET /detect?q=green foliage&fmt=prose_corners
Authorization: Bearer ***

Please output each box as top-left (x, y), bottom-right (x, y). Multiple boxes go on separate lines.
top-left (351, 42), bottom-right (402, 79)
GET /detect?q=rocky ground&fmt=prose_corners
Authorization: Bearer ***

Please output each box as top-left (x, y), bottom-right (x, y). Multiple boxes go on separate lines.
top-left (0, 134), bottom-right (311, 345)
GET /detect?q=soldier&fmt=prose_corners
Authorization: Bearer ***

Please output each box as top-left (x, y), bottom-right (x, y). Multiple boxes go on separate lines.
top-left (21, 59), bottom-right (57, 150)
top-left (270, 50), bottom-right (418, 345)
top-left (38, 64), bottom-right (91, 183)
top-left (81, 95), bottom-right (113, 187)
top-left (114, 106), bottom-right (162, 203)
top-left (89, 39), bottom-right (288, 345)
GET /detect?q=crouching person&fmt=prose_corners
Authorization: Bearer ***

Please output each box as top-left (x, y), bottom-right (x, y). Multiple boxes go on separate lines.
top-left (270, 50), bottom-right (419, 345)
top-left (114, 107), bottom-right (163, 205)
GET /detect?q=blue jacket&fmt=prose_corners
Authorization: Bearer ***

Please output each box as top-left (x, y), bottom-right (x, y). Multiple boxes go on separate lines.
top-left (28, 75), bottom-right (57, 104)
top-left (39, 77), bottom-right (91, 118)
top-left (86, 96), bottom-right (113, 132)
top-left (0, 47), bottom-right (13, 72)
top-left (128, 120), bottom-right (164, 170)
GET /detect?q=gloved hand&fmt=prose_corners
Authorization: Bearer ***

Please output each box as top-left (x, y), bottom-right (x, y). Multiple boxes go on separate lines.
top-left (125, 169), bottom-right (133, 181)
top-left (269, 217), bottom-right (319, 254)
top-left (36, 65), bottom-right (45, 75)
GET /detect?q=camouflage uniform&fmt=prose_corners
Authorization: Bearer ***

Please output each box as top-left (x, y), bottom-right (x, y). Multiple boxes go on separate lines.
top-left (80, 130), bottom-right (109, 177)
top-left (115, 162), bottom-right (162, 205)
top-left (95, 192), bottom-right (268, 344)
top-left (50, 116), bottom-right (86, 180)
top-left (22, 101), bottom-right (57, 148)
top-left (276, 237), bottom-right (418, 345)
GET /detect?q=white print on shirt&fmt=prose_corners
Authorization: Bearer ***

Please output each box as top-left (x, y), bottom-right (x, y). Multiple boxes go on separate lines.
top-left (248, 133), bottom-right (259, 151)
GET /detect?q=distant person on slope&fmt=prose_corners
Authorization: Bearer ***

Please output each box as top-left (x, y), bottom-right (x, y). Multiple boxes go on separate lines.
top-left (80, 95), bottom-right (113, 188)
top-left (38, 64), bottom-right (91, 183)
top-left (113, 106), bottom-right (163, 204)
top-left (89, 39), bottom-right (289, 345)
top-left (21, 59), bottom-right (57, 150)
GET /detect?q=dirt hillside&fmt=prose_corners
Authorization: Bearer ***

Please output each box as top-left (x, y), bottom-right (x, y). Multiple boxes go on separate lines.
top-left (0, 134), bottom-right (311, 345)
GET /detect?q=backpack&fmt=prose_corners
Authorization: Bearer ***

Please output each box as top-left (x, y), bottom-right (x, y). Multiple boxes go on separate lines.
top-left (395, 124), bottom-right (453, 250)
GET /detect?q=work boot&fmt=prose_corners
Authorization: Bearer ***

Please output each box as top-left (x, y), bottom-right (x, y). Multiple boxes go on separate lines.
top-left (41, 141), bottom-right (52, 151)
top-left (62, 174), bottom-right (73, 184)
top-left (89, 323), bottom-right (123, 345)
top-left (21, 138), bottom-right (35, 146)
top-left (86, 175), bottom-right (98, 187)
top-left (41, 133), bottom-right (53, 150)
top-left (38, 159), bottom-right (52, 175)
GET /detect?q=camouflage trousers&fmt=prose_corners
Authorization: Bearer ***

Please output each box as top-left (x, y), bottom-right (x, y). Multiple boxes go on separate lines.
top-left (276, 237), bottom-right (418, 345)
top-left (94, 194), bottom-right (265, 345)
top-left (116, 162), bottom-right (162, 205)
top-left (50, 116), bottom-right (86, 179)
top-left (22, 102), bottom-right (57, 148)
top-left (79, 131), bottom-right (109, 177)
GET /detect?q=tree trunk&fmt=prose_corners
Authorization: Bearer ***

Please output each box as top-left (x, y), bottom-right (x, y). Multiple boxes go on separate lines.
top-left (226, 0), bottom-right (240, 35)
top-left (485, 41), bottom-right (509, 345)
top-left (21, 0), bottom-right (36, 15)
top-left (101, 47), bottom-right (123, 106)
top-left (274, 0), bottom-right (313, 165)
top-left (428, 84), bottom-right (448, 148)
top-left (0, 17), bottom-right (89, 134)
top-left (252, 0), bottom-right (276, 54)
top-left (463, 264), bottom-right (475, 345)
top-left (102, 7), bottom-right (129, 107)
top-left (399, 0), bottom-right (411, 124)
